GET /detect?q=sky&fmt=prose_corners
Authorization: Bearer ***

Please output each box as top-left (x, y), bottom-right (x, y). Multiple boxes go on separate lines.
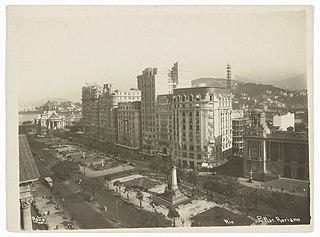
top-left (7, 6), bottom-right (308, 103)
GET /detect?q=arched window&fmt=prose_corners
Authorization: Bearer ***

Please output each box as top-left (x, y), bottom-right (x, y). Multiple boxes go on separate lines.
top-left (177, 95), bottom-right (180, 102)
top-left (182, 95), bottom-right (186, 102)
top-left (196, 94), bottom-right (201, 101)
top-left (189, 94), bottom-right (193, 101)
top-left (209, 94), bottom-right (214, 101)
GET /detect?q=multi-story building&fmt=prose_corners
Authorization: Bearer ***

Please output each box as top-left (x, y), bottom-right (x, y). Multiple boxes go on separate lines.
top-left (116, 101), bottom-right (142, 152)
top-left (155, 94), bottom-right (173, 157)
top-left (137, 62), bottom-right (191, 156)
top-left (81, 85), bottom-right (102, 139)
top-left (243, 110), bottom-right (309, 181)
top-left (97, 84), bottom-right (141, 143)
top-left (82, 83), bottom-right (141, 143)
top-left (171, 87), bottom-right (233, 169)
top-left (232, 110), bottom-right (245, 156)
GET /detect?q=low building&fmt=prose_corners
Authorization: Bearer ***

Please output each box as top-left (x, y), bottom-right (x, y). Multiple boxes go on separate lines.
top-left (34, 101), bottom-right (66, 134)
top-left (243, 131), bottom-right (309, 181)
top-left (273, 112), bottom-right (295, 131)
top-left (116, 101), bottom-right (142, 153)
top-left (243, 110), bottom-right (309, 181)
top-left (19, 134), bottom-right (40, 230)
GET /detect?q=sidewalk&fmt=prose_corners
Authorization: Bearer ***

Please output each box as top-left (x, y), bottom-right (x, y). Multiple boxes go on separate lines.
top-left (33, 183), bottom-right (78, 230)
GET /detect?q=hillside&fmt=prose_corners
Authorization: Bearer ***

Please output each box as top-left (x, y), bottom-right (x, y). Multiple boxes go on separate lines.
top-left (192, 78), bottom-right (242, 88)
top-left (266, 74), bottom-right (307, 91)
top-left (232, 83), bottom-right (308, 110)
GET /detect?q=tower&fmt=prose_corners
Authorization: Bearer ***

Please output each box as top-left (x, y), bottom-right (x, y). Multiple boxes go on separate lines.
top-left (226, 62), bottom-right (231, 89)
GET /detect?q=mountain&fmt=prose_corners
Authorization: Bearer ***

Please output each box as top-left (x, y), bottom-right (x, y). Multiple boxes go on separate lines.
top-left (19, 97), bottom-right (71, 110)
top-left (265, 74), bottom-right (307, 91)
top-left (191, 78), bottom-right (243, 88)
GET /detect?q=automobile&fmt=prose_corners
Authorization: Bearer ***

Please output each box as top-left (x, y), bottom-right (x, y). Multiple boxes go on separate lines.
top-left (128, 162), bottom-right (136, 167)
top-left (37, 135), bottom-right (45, 138)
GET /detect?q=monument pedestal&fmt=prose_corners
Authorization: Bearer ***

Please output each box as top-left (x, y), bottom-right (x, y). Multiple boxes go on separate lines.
top-left (153, 166), bottom-right (190, 208)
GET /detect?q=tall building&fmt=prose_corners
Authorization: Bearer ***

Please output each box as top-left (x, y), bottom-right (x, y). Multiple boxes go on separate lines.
top-left (137, 62), bottom-right (191, 156)
top-left (117, 101), bottom-right (142, 152)
top-left (232, 110), bottom-right (245, 156)
top-left (81, 85), bottom-right (102, 140)
top-left (155, 94), bottom-right (173, 157)
top-left (98, 84), bottom-right (141, 143)
top-left (172, 87), bottom-right (233, 169)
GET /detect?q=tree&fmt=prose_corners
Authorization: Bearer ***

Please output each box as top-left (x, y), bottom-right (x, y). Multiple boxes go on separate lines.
top-left (136, 190), bottom-right (144, 208)
top-left (263, 191), bottom-right (295, 216)
top-left (124, 187), bottom-right (132, 200)
top-left (80, 177), bottom-right (104, 203)
top-left (51, 160), bottom-right (80, 181)
top-left (167, 208), bottom-right (180, 227)
top-left (113, 180), bottom-right (122, 195)
top-left (104, 175), bottom-right (112, 188)
top-left (70, 213), bottom-right (78, 228)
top-left (137, 210), bottom-right (171, 227)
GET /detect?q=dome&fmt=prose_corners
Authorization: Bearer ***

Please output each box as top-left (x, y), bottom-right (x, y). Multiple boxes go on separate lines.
top-left (43, 101), bottom-right (56, 112)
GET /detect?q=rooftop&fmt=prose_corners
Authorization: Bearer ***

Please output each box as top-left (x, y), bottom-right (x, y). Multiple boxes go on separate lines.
top-left (19, 134), bottom-right (40, 184)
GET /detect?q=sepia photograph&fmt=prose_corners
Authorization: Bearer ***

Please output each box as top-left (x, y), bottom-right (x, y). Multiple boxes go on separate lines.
top-left (5, 3), bottom-right (315, 233)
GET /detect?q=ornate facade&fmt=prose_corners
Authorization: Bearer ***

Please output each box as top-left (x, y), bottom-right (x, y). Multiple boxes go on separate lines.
top-left (35, 101), bottom-right (66, 134)
top-left (172, 87), bottom-right (233, 169)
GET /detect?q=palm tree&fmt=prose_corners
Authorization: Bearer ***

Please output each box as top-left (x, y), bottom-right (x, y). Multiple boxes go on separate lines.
top-left (104, 175), bottom-right (112, 188)
top-left (136, 190), bottom-right (144, 208)
top-left (113, 180), bottom-right (121, 195)
top-left (124, 187), bottom-right (131, 200)
top-left (167, 208), bottom-right (180, 227)
top-left (70, 213), bottom-right (78, 229)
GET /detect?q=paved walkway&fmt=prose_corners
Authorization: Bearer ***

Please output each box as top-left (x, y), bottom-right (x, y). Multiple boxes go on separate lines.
top-left (108, 175), bottom-right (225, 227)
top-left (33, 183), bottom-right (78, 230)
top-left (79, 164), bottom-right (134, 177)
top-left (237, 177), bottom-right (308, 197)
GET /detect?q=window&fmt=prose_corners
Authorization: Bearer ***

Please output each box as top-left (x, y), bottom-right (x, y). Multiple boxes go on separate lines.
top-left (189, 153), bottom-right (195, 158)
top-left (196, 111), bottom-right (200, 116)
top-left (196, 95), bottom-right (200, 101)
top-left (189, 145), bottom-right (194, 151)
top-left (197, 154), bottom-right (201, 160)
top-left (209, 94), bottom-right (214, 101)
top-left (182, 95), bottom-right (186, 102)
top-left (189, 95), bottom-right (193, 101)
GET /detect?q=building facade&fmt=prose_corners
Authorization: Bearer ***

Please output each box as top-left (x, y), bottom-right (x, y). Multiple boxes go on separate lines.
top-left (137, 62), bottom-right (191, 156)
top-left (243, 131), bottom-right (309, 181)
top-left (171, 87), bottom-right (233, 169)
top-left (243, 110), bottom-right (309, 181)
top-left (98, 84), bottom-right (141, 143)
top-left (155, 94), bottom-right (173, 157)
top-left (34, 101), bottom-right (66, 134)
top-left (82, 83), bottom-right (141, 143)
top-left (116, 101), bottom-right (142, 152)
top-left (231, 110), bottom-right (245, 156)
top-left (81, 85), bottom-right (102, 140)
